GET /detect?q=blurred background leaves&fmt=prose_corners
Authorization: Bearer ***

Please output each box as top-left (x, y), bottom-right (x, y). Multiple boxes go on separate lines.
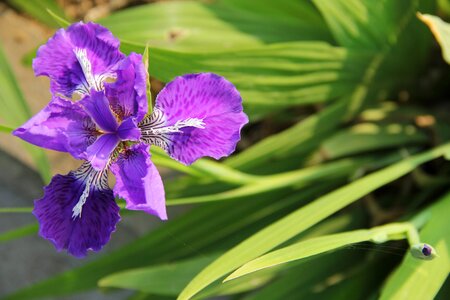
top-left (1, 0), bottom-right (450, 299)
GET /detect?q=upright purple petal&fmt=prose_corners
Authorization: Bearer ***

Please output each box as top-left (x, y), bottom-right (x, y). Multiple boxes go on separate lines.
top-left (33, 22), bottom-right (125, 97)
top-left (86, 134), bottom-right (120, 170)
top-left (105, 53), bottom-right (148, 122)
top-left (153, 73), bottom-right (248, 165)
top-left (80, 90), bottom-right (118, 132)
top-left (33, 164), bottom-right (120, 257)
top-left (110, 144), bottom-right (167, 220)
top-left (117, 117), bottom-right (141, 141)
top-left (13, 96), bottom-right (96, 159)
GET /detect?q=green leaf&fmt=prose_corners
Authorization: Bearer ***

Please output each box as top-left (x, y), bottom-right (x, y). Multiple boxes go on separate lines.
top-left (99, 0), bottom-right (331, 52)
top-left (167, 157), bottom-right (372, 205)
top-left (0, 223), bottom-right (38, 243)
top-left (46, 8), bottom-right (71, 27)
top-left (136, 42), bottom-right (367, 118)
top-left (195, 269), bottom-right (274, 299)
top-left (0, 41), bottom-right (51, 182)
top-left (380, 191), bottom-right (450, 299)
top-left (418, 13), bottom-right (450, 64)
top-left (314, 0), bottom-right (419, 49)
top-left (0, 124), bottom-right (14, 133)
top-left (224, 0), bottom-right (433, 170)
top-left (6, 0), bottom-right (70, 28)
top-left (225, 222), bottom-right (418, 281)
top-left (5, 183), bottom-right (333, 299)
top-left (151, 147), bottom-right (258, 186)
top-left (102, 256), bottom-right (274, 300)
top-left (99, 254), bottom-right (220, 296)
top-left (316, 123), bottom-right (428, 160)
top-left (242, 212), bottom-right (368, 300)
top-left (0, 207), bottom-right (34, 213)
top-left (99, 200), bottom-right (363, 298)
top-left (243, 251), bottom-right (363, 300)
top-left (178, 142), bottom-right (450, 300)
top-left (142, 43), bottom-right (153, 114)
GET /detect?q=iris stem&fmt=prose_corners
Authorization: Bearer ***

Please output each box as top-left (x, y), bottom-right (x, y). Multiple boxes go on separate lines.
top-left (0, 207), bottom-right (33, 213)
top-left (0, 124), bottom-right (14, 133)
top-left (151, 147), bottom-right (260, 185)
top-left (369, 222), bottom-right (420, 246)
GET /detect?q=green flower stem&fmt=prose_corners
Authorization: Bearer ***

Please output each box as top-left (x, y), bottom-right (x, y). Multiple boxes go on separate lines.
top-left (0, 124), bottom-right (13, 133)
top-left (369, 222), bottom-right (420, 246)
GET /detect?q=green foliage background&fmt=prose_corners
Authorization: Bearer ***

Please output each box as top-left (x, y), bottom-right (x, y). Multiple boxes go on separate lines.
top-left (1, 0), bottom-right (450, 299)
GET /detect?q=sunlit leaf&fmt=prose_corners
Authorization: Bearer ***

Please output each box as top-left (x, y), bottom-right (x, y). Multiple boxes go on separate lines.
top-left (6, 0), bottom-right (70, 28)
top-left (418, 13), bottom-right (450, 64)
top-left (380, 191), bottom-right (450, 299)
top-left (178, 143), bottom-right (450, 300)
top-left (225, 222), bottom-right (418, 281)
top-left (99, 0), bottom-right (331, 52)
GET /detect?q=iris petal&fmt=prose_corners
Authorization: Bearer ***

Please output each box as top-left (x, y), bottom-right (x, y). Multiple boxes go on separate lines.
top-left (105, 53), bottom-right (148, 122)
top-left (150, 73), bottom-right (248, 165)
top-left (33, 22), bottom-right (125, 97)
top-left (80, 90), bottom-right (118, 132)
top-left (117, 117), bottom-right (141, 141)
top-left (13, 96), bottom-right (96, 159)
top-left (33, 163), bottom-right (120, 258)
top-left (111, 144), bottom-right (167, 220)
top-left (86, 134), bottom-right (120, 170)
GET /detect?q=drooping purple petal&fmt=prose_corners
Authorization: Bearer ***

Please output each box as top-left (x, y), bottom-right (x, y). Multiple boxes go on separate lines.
top-left (105, 53), bottom-right (148, 122)
top-left (86, 134), bottom-right (119, 170)
top-left (110, 144), bottom-right (167, 220)
top-left (153, 73), bottom-right (248, 165)
top-left (33, 164), bottom-right (120, 258)
top-left (13, 96), bottom-right (96, 159)
top-left (117, 117), bottom-right (141, 141)
top-left (33, 22), bottom-right (125, 97)
top-left (80, 90), bottom-right (118, 133)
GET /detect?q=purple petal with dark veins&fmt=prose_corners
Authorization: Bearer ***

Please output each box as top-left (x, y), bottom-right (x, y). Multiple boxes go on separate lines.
top-left (33, 167), bottom-right (120, 258)
top-left (80, 90), bottom-right (118, 133)
top-left (86, 134), bottom-right (119, 170)
top-left (155, 73), bottom-right (248, 165)
top-left (117, 117), bottom-right (141, 141)
top-left (33, 22), bottom-right (125, 97)
top-left (111, 144), bottom-right (167, 220)
top-left (12, 96), bottom-right (96, 159)
top-left (105, 53), bottom-right (148, 122)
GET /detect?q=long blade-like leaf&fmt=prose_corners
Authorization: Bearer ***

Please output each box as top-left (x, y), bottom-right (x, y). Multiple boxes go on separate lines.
top-left (178, 142), bottom-right (450, 300)
top-left (100, 0), bottom-right (331, 52)
top-left (380, 191), bottom-right (450, 299)
top-left (225, 222), bottom-right (418, 281)
top-left (6, 0), bottom-right (69, 27)
top-left (418, 13), bottom-right (450, 64)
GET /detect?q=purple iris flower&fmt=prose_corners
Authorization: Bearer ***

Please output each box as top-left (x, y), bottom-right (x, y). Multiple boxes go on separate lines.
top-left (13, 22), bottom-right (248, 257)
